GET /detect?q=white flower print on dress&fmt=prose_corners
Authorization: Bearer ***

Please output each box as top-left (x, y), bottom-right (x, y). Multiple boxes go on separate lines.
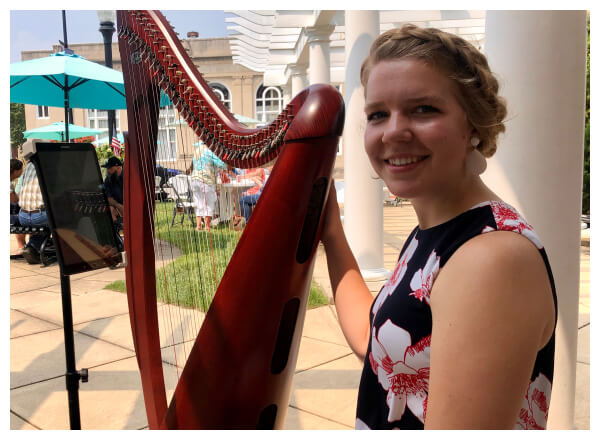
top-left (369, 319), bottom-right (430, 423)
top-left (409, 250), bottom-right (440, 305)
top-left (372, 236), bottom-right (418, 317)
top-left (488, 201), bottom-right (543, 249)
top-left (515, 373), bottom-right (552, 429)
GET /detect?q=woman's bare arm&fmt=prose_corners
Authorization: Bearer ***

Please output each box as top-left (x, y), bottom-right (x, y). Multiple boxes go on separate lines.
top-left (425, 231), bottom-right (555, 429)
top-left (321, 185), bottom-right (375, 360)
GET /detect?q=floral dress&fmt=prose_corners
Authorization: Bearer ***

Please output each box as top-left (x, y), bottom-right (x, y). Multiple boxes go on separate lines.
top-left (355, 201), bottom-right (557, 430)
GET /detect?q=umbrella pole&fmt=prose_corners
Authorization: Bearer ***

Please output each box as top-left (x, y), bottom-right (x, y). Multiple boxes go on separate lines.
top-left (62, 10), bottom-right (70, 142)
top-left (64, 81), bottom-right (70, 142)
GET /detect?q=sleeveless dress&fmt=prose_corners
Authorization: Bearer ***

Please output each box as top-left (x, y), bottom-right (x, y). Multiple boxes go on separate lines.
top-left (355, 201), bottom-right (557, 430)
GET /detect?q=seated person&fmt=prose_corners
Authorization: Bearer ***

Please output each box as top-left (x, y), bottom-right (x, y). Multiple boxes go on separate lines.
top-left (10, 158), bottom-right (26, 255)
top-left (235, 165), bottom-right (273, 227)
top-left (101, 156), bottom-right (124, 229)
top-left (17, 160), bottom-right (49, 264)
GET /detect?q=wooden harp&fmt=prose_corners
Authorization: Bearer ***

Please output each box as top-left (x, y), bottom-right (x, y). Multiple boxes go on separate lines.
top-left (117, 10), bottom-right (344, 429)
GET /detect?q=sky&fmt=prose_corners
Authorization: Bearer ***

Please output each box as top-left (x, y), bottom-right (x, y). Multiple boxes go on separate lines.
top-left (10, 10), bottom-right (229, 62)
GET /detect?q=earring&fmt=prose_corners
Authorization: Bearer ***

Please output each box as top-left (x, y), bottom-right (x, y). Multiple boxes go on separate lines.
top-left (470, 136), bottom-right (480, 148)
top-left (466, 147), bottom-right (487, 175)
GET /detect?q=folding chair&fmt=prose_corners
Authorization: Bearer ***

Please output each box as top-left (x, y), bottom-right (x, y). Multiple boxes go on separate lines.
top-left (166, 175), bottom-right (196, 227)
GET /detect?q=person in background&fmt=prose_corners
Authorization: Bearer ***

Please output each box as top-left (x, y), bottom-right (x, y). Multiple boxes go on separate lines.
top-left (190, 146), bottom-right (227, 231)
top-left (17, 160), bottom-right (49, 264)
top-left (235, 165), bottom-right (273, 228)
top-left (101, 156), bottom-right (124, 226)
top-left (10, 158), bottom-right (26, 255)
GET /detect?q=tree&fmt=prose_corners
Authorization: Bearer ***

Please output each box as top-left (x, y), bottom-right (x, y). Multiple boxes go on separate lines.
top-left (10, 103), bottom-right (26, 151)
top-left (582, 14), bottom-right (590, 215)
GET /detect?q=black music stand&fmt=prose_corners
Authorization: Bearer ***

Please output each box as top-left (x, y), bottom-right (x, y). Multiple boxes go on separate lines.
top-left (23, 141), bottom-right (124, 430)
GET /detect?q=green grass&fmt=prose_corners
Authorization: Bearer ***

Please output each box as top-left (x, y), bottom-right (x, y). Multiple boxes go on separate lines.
top-left (105, 201), bottom-right (330, 311)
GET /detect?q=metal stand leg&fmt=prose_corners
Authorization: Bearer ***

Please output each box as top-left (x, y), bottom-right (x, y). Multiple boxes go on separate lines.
top-left (60, 272), bottom-right (89, 429)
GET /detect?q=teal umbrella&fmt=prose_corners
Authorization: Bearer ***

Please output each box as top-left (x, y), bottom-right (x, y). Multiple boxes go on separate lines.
top-left (10, 51), bottom-right (171, 141)
top-left (168, 113), bottom-right (261, 128)
top-left (10, 51), bottom-right (126, 110)
top-left (234, 113), bottom-right (262, 125)
top-left (92, 132), bottom-right (125, 146)
top-left (23, 122), bottom-right (103, 141)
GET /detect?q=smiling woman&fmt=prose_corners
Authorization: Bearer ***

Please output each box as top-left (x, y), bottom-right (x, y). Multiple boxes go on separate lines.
top-left (320, 24), bottom-right (557, 430)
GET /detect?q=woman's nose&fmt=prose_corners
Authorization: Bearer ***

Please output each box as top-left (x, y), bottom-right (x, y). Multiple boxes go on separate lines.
top-left (382, 114), bottom-right (413, 144)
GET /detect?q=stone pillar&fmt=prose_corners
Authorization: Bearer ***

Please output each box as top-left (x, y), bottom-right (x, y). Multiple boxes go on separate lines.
top-left (282, 84), bottom-right (292, 106)
top-left (342, 10), bottom-right (388, 282)
top-left (483, 10), bottom-right (587, 429)
top-left (289, 63), bottom-right (308, 98)
top-left (231, 77), bottom-right (243, 115)
top-left (306, 25), bottom-right (335, 85)
top-left (242, 76), bottom-right (255, 118)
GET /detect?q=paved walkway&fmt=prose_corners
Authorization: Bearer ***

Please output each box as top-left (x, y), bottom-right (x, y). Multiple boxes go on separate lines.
top-left (10, 204), bottom-right (590, 429)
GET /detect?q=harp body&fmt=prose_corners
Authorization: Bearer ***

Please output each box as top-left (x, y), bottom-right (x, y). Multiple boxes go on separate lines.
top-left (118, 10), bottom-right (344, 429)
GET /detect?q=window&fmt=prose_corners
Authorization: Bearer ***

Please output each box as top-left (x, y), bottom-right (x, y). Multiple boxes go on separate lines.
top-left (209, 82), bottom-right (232, 110)
top-left (36, 105), bottom-right (49, 119)
top-left (87, 109), bottom-right (120, 138)
top-left (256, 85), bottom-right (283, 123)
top-left (156, 105), bottom-right (178, 162)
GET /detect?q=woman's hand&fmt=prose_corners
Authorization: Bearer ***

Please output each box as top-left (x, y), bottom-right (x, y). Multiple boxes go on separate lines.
top-left (320, 182), bottom-right (343, 246)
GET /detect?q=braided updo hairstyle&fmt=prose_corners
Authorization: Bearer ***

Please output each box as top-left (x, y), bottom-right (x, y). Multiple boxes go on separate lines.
top-left (360, 24), bottom-right (507, 158)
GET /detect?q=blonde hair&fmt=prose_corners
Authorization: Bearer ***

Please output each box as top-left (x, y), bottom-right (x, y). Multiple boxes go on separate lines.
top-left (360, 24), bottom-right (507, 157)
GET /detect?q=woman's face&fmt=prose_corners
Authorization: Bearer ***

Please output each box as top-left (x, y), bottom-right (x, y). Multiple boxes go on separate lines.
top-left (364, 58), bottom-right (473, 200)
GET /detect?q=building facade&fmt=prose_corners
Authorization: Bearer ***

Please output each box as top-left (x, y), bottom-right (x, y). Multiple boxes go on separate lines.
top-left (20, 35), bottom-right (272, 171)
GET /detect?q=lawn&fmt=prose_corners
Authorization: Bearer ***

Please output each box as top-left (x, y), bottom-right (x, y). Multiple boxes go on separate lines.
top-left (106, 201), bottom-right (329, 312)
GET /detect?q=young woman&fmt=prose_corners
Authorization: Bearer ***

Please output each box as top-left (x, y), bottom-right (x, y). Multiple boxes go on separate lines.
top-left (321, 24), bottom-right (557, 430)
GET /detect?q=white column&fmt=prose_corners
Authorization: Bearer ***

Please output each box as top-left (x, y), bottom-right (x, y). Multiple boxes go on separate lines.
top-left (483, 11), bottom-right (587, 429)
top-left (289, 63), bottom-right (308, 98)
top-left (306, 25), bottom-right (335, 85)
top-left (343, 10), bottom-right (388, 281)
top-left (282, 84), bottom-right (292, 107)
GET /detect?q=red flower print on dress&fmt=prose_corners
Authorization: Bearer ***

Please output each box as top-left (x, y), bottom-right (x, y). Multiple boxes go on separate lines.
top-left (409, 250), bottom-right (440, 305)
top-left (515, 373), bottom-right (552, 429)
top-left (369, 319), bottom-right (430, 423)
top-left (488, 201), bottom-right (543, 249)
top-left (372, 236), bottom-right (418, 317)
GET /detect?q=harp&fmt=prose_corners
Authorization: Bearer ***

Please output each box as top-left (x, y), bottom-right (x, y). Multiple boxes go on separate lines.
top-left (117, 10), bottom-right (344, 429)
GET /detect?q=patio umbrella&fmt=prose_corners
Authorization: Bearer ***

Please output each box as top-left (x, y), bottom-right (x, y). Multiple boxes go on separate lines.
top-left (10, 51), bottom-right (127, 110)
top-left (92, 132), bottom-right (125, 146)
top-left (23, 122), bottom-right (103, 141)
top-left (168, 114), bottom-right (262, 128)
top-left (11, 50), bottom-right (127, 142)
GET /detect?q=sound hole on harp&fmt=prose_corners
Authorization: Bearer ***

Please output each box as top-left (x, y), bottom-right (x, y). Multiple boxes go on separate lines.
top-left (118, 9), bottom-right (344, 428)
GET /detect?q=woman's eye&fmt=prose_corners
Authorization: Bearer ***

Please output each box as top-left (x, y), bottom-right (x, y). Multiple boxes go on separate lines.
top-left (414, 105), bottom-right (438, 114)
top-left (367, 111), bottom-right (387, 121)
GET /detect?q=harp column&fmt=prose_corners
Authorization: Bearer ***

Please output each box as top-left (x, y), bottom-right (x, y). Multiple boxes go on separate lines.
top-left (306, 25), bottom-right (335, 85)
top-left (342, 10), bottom-right (389, 283)
top-left (483, 10), bottom-right (587, 429)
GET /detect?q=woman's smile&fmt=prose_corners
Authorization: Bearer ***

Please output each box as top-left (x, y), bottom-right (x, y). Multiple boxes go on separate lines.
top-left (364, 58), bottom-right (472, 200)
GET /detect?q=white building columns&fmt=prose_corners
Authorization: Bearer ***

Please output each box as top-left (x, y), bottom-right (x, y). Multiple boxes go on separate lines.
top-left (342, 10), bottom-right (388, 281)
top-left (483, 11), bottom-right (587, 429)
top-left (289, 63), bottom-right (308, 99)
top-left (305, 25), bottom-right (335, 84)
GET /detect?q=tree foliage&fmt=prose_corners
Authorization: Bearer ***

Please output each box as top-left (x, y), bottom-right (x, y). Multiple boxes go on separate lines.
top-left (10, 103), bottom-right (26, 149)
top-left (583, 14), bottom-right (590, 215)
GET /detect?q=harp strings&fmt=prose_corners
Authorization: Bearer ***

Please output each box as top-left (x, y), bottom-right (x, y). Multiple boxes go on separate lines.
top-left (121, 9), bottom-right (287, 384)
top-left (124, 11), bottom-right (238, 379)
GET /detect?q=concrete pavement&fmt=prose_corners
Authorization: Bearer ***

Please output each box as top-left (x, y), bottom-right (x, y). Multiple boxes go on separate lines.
top-left (9, 203), bottom-right (590, 429)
